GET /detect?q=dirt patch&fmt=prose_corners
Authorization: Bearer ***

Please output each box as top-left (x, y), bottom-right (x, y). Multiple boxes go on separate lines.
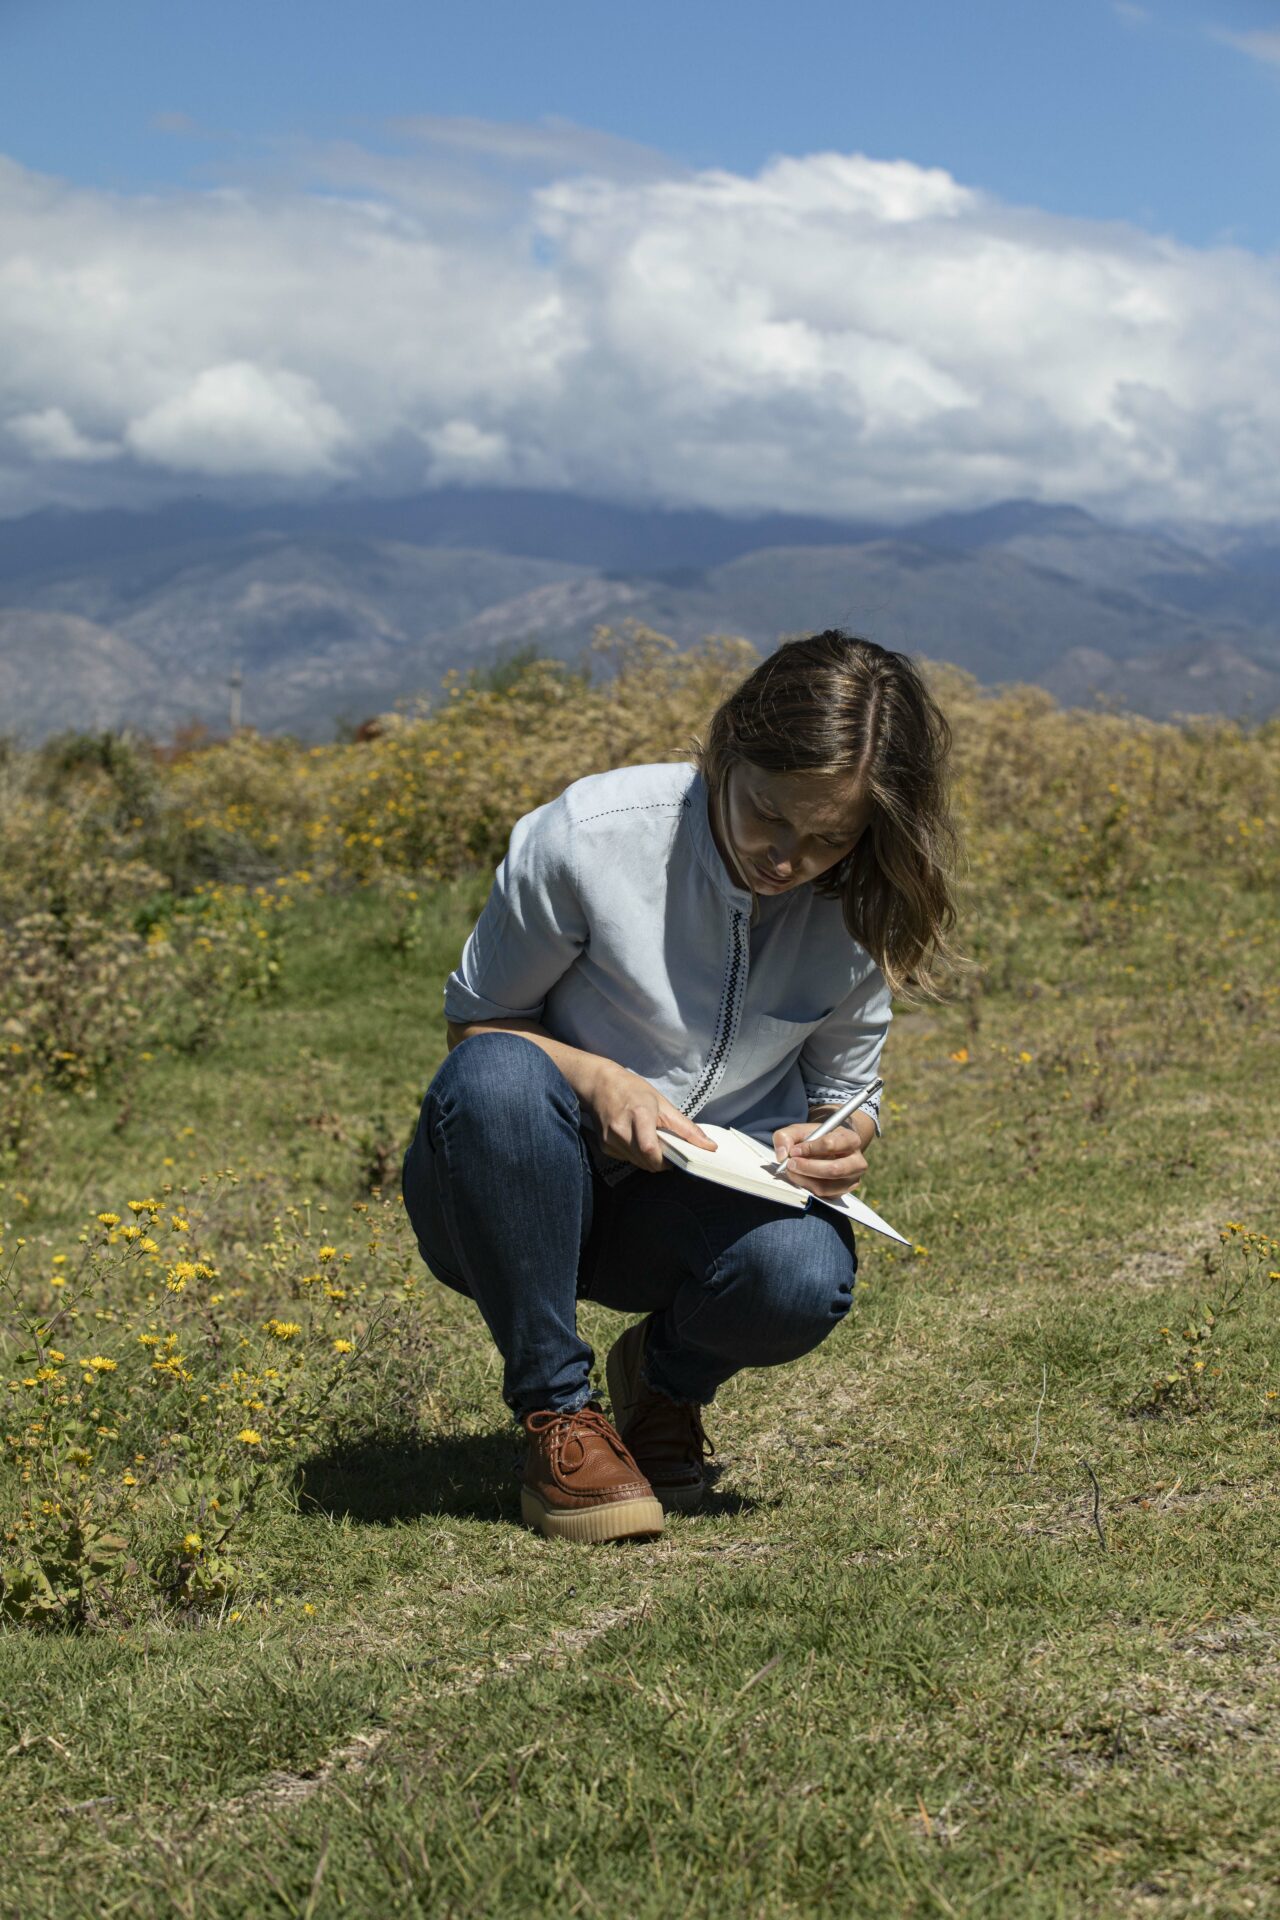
top-left (1091, 1213), bottom-right (1225, 1292)
top-left (1112, 1480), bottom-right (1276, 1516)
top-left (1173, 1614), bottom-right (1280, 1670)
top-left (1054, 1680), bottom-right (1275, 1784)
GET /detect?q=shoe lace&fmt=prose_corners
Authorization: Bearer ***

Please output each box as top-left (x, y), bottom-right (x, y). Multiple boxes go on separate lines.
top-left (525, 1403), bottom-right (637, 1477)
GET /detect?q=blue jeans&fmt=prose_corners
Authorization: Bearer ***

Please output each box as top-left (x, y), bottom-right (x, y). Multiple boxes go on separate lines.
top-left (401, 1033), bottom-right (857, 1420)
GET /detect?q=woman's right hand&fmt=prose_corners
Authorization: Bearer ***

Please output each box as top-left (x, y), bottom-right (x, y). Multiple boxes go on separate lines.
top-left (584, 1061), bottom-right (718, 1172)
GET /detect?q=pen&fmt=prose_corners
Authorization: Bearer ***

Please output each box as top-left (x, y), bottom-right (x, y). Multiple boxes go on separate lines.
top-left (764, 1076), bottom-right (885, 1176)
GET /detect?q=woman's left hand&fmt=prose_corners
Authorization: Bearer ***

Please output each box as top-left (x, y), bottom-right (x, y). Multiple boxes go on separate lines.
top-left (770, 1122), bottom-right (868, 1199)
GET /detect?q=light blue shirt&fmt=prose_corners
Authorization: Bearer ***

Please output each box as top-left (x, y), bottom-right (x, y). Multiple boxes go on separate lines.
top-left (443, 762), bottom-right (891, 1182)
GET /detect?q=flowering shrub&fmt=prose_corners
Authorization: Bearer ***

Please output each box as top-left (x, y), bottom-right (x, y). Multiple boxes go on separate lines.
top-left (0, 1183), bottom-right (421, 1626)
top-left (3, 627), bottom-right (1277, 928)
top-left (0, 880), bottom-right (284, 1166)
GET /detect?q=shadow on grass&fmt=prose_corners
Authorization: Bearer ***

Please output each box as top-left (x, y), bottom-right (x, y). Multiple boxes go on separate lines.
top-left (295, 1434), bottom-right (760, 1524)
top-left (295, 1431), bottom-right (521, 1524)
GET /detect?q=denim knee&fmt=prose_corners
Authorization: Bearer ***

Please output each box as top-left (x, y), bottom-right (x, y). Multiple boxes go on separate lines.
top-left (643, 1206), bottom-right (857, 1402)
top-left (426, 1031), bottom-right (577, 1141)
top-left (724, 1213), bottom-right (856, 1346)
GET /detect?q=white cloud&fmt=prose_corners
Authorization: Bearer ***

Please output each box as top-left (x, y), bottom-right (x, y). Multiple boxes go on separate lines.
top-left (1212, 26), bottom-right (1280, 68)
top-left (1, 129), bottom-right (1280, 523)
top-left (7, 405), bottom-right (119, 462)
top-left (385, 113), bottom-right (674, 182)
top-left (125, 361), bottom-right (353, 477)
top-left (418, 418), bottom-right (512, 478)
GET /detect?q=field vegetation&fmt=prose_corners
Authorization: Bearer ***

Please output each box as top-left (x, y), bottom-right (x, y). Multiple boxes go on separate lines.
top-left (1, 627), bottom-right (1277, 1916)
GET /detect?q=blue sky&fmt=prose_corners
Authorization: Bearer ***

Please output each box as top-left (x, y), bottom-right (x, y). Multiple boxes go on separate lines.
top-left (2, 0), bottom-right (1280, 524)
top-left (4, 0), bottom-right (1279, 246)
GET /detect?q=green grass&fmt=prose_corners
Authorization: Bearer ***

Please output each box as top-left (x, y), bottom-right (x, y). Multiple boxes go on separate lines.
top-left (2, 873), bottom-right (1278, 1918)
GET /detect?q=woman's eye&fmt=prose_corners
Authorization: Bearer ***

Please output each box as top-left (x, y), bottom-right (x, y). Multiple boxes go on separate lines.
top-left (755, 801), bottom-right (843, 849)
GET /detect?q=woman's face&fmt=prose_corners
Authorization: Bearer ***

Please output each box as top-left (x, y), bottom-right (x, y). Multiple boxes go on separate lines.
top-left (712, 764), bottom-right (871, 895)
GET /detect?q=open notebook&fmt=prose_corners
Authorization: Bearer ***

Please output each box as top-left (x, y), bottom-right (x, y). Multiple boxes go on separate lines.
top-left (655, 1124), bottom-right (909, 1245)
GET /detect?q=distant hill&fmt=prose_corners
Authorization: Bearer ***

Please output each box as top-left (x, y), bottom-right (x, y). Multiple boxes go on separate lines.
top-left (0, 489), bottom-right (1277, 739)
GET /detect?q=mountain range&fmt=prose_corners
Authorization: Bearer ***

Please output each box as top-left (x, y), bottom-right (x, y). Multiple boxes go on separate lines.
top-left (1, 488), bottom-right (1277, 741)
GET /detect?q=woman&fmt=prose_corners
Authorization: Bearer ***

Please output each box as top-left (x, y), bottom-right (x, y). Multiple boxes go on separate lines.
top-left (402, 631), bottom-right (960, 1542)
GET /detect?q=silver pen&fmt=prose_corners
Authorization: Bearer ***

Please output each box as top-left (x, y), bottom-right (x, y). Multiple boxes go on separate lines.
top-left (765, 1076), bottom-right (884, 1177)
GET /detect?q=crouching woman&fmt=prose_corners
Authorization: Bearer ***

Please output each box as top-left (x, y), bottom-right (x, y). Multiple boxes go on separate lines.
top-left (402, 631), bottom-right (960, 1541)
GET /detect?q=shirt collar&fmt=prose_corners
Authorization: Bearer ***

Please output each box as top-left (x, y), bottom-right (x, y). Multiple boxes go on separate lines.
top-left (686, 765), bottom-right (757, 907)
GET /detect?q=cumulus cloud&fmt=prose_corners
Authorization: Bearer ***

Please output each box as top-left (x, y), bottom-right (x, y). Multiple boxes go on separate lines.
top-left (125, 361), bottom-right (353, 477)
top-left (2, 126), bottom-right (1280, 523)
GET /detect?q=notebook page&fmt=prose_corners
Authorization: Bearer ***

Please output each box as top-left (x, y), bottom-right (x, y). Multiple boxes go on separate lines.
top-left (726, 1128), bottom-right (911, 1245)
top-left (656, 1125), bottom-right (804, 1199)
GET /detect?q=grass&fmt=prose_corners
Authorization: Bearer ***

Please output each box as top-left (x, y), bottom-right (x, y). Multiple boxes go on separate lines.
top-left (1, 865), bottom-right (1278, 1919)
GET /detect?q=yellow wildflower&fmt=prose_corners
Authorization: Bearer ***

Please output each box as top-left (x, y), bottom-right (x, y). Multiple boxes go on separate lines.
top-left (97, 1213), bottom-right (121, 1228)
top-left (332, 1338), bottom-right (354, 1354)
top-left (237, 1428), bottom-right (262, 1446)
top-left (317, 1245), bottom-right (337, 1262)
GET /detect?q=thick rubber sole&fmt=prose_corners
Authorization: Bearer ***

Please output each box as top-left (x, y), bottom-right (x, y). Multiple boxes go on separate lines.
top-left (651, 1476), bottom-right (706, 1514)
top-left (520, 1486), bottom-right (664, 1542)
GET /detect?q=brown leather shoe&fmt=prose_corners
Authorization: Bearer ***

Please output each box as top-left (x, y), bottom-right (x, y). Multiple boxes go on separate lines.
top-left (518, 1402), bottom-right (663, 1542)
top-left (605, 1316), bottom-right (714, 1512)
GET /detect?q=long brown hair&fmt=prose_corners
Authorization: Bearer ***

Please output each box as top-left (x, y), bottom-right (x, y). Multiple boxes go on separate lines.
top-left (696, 631), bottom-right (963, 999)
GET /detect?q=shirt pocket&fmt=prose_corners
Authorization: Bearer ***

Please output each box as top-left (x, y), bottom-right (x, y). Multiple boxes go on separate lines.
top-left (738, 1007), bottom-right (835, 1078)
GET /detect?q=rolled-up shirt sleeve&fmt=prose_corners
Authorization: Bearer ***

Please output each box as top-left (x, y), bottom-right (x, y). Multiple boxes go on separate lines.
top-left (443, 791), bottom-right (587, 1025)
top-left (799, 961), bottom-right (892, 1135)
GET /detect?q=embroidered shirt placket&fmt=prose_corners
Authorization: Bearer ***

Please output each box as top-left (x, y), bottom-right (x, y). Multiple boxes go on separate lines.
top-left (591, 902), bottom-right (749, 1189)
top-left (679, 905), bottom-right (749, 1120)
